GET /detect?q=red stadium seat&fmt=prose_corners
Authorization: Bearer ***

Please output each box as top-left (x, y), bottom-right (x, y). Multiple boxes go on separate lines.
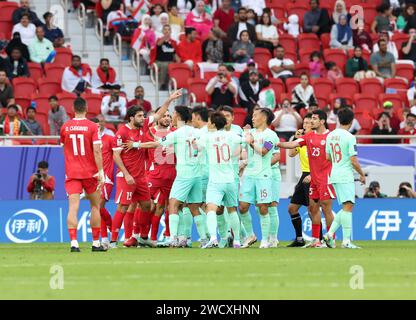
top-left (311, 78), bottom-right (335, 99)
top-left (52, 47), bottom-right (73, 66)
top-left (168, 63), bottom-right (193, 89)
top-left (257, 65), bottom-right (271, 79)
top-left (254, 48), bottom-right (272, 70)
top-left (378, 94), bottom-right (404, 114)
top-left (299, 48), bottom-right (316, 64)
top-left (0, 2), bottom-right (19, 20)
top-left (353, 93), bottom-right (379, 115)
top-left (359, 78), bottom-right (384, 97)
top-left (278, 34), bottom-right (297, 54)
top-left (33, 94), bottom-right (52, 115)
top-left (12, 77), bottom-right (37, 97)
top-left (285, 77), bottom-right (301, 93)
top-left (320, 33), bottom-right (331, 50)
top-left (45, 64), bottom-right (66, 81)
top-left (57, 92), bottom-right (77, 114)
top-left (188, 78), bottom-right (209, 104)
top-left (15, 97), bottom-right (31, 111)
top-left (345, 0), bottom-right (364, 9)
top-left (316, 96), bottom-right (328, 109)
top-left (269, 78), bottom-right (286, 102)
top-left (0, 20), bottom-right (13, 39)
top-left (232, 108), bottom-right (247, 127)
top-left (280, 92), bottom-right (292, 104)
top-left (392, 33), bottom-right (410, 58)
top-left (395, 64), bottom-right (414, 83)
top-left (286, 3), bottom-right (309, 26)
top-left (38, 78), bottom-right (62, 96)
top-left (284, 51), bottom-right (298, 64)
top-left (293, 62), bottom-right (310, 77)
top-left (298, 34), bottom-right (321, 52)
top-left (35, 113), bottom-right (50, 135)
top-left (362, 4), bottom-right (378, 29)
top-left (269, 5), bottom-right (286, 20)
top-left (324, 49), bottom-right (347, 73)
top-left (356, 114), bottom-right (374, 130)
top-left (81, 93), bottom-right (103, 118)
top-left (27, 62), bottom-right (44, 82)
top-left (335, 78), bottom-right (360, 96)
top-left (384, 78), bottom-right (409, 104)
top-left (320, 0), bottom-right (336, 11)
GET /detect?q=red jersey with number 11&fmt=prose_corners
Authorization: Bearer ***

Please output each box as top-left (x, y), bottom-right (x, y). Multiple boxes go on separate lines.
top-left (297, 130), bottom-right (332, 185)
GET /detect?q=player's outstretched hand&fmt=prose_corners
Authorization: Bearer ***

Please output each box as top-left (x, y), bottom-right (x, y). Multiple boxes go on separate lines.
top-left (295, 129), bottom-right (304, 139)
top-left (359, 174), bottom-right (366, 185)
top-left (302, 175), bottom-right (311, 184)
top-left (97, 170), bottom-right (105, 191)
top-left (122, 140), bottom-right (135, 151)
top-left (168, 89), bottom-right (182, 101)
top-left (125, 174), bottom-right (135, 185)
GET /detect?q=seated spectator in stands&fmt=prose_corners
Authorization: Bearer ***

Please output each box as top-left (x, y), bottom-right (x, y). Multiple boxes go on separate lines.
top-left (127, 85), bottom-right (152, 113)
top-left (0, 104), bottom-right (27, 136)
top-left (150, 4), bottom-right (165, 32)
top-left (382, 101), bottom-right (401, 132)
top-left (364, 181), bottom-right (387, 198)
top-left (101, 85), bottom-right (127, 121)
top-left (346, 47), bottom-right (376, 81)
top-left (6, 32), bottom-right (30, 62)
top-left (91, 58), bottom-right (120, 93)
top-left (43, 12), bottom-right (65, 48)
top-left (154, 25), bottom-right (179, 90)
top-left (407, 73), bottom-right (416, 106)
top-left (156, 12), bottom-right (170, 36)
top-left (2, 48), bottom-right (30, 80)
top-left (177, 27), bottom-right (202, 70)
top-left (371, 112), bottom-right (398, 144)
top-left (353, 24), bottom-right (373, 52)
top-left (27, 160), bottom-right (55, 200)
top-left (100, 0), bottom-right (124, 24)
top-left (303, 0), bottom-right (331, 36)
top-left (226, 64), bottom-right (240, 88)
top-left (94, 114), bottom-right (116, 137)
top-left (371, 39), bottom-right (399, 82)
top-left (242, 0), bottom-right (265, 16)
top-left (239, 69), bottom-right (263, 112)
top-left (12, 0), bottom-right (42, 27)
top-left (61, 55), bottom-right (92, 95)
top-left (231, 30), bottom-right (254, 63)
top-left (185, 0), bottom-right (213, 40)
top-left (257, 79), bottom-right (276, 110)
top-left (397, 182), bottom-right (416, 198)
top-left (227, 7), bottom-right (257, 43)
top-left (373, 31), bottom-right (399, 60)
top-left (168, 5), bottom-right (185, 41)
top-left (309, 51), bottom-right (325, 79)
top-left (213, 0), bottom-right (234, 38)
top-left (272, 98), bottom-right (302, 141)
top-left (239, 59), bottom-right (264, 85)
top-left (326, 61), bottom-right (343, 83)
top-left (397, 112), bottom-right (416, 143)
top-left (268, 45), bottom-right (295, 80)
top-left (48, 95), bottom-right (69, 135)
top-left (28, 27), bottom-right (56, 64)
top-left (399, 4), bottom-right (416, 33)
top-left (283, 14), bottom-right (300, 38)
top-left (401, 28), bottom-right (416, 67)
top-left (12, 13), bottom-right (36, 46)
top-left (202, 29), bottom-right (228, 63)
top-left (330, 14), bottom-right (353, 50)
top-left (372, 3), bottom-right (393, 34)
top-left (327, 97), bottom-right (346, 123)
top-left (255, 11), bottom-right (279, 54)
top-left (291, 73), bottom-right (317, 113)
top-left (0, 70), bottom-right (15, 108)
top-left (24, 106), bottom-right (43, 135)
top-left (133, 15), bottom-right (157, 65)
top-left (331, 0), bottom-right (348, 24)
top-left (246, 9), bottom-right (258, 26)
top-left (205, 64), bottom-right (238, 109)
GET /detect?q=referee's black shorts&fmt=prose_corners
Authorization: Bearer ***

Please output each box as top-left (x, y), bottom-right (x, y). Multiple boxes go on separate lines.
top-left (290, 172), bottom-right (310, 207)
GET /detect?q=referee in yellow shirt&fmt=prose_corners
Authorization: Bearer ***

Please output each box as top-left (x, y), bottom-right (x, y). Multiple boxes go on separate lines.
top-left (287, 113), bottom-right (312, 247)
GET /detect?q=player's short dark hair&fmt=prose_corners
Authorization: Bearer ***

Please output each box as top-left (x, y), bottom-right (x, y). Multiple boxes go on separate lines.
top-left (304, 112), bottom-right (313, 119)
top-left (73, 97), bottom-right (87, 113)
top-left (192, 106), bottom-right (209, 122)
top-left (38, 161), bottom-right (49, 169)
top-left (257, 108), bottom-right (274, 125)
top-left (175, 105), bottom-right (192, 123)
top-left (338, 107), bottom-right (355, 125)
top-left (312, 109), bottom-right (327, 123)
top-left (127, 106), bottom-right (144, 121)
top-left (210, 112), bottom-right (227, 130)
top-left (217, 105), bottom-right (234, 115)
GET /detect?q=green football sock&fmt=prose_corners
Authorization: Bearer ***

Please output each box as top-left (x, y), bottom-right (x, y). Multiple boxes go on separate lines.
top-left (193, 215), bottom-right (207, 240)
top-left (177, 210), bottom-right (184, 236)
top-left (228, 211), bottom-right (241, 242)
top-left (169, 214), bottom-right (179, 238)
top-left (341, 210), bottom-right (353, 241)
top-left (238, 212), bottom-right (248, 239)
top-left (259, 213), bottom-right (270, 241)
top-left (182, 207), bottom-right (193, 238)
top-left (198, 207), bottom-right (208, 236)
top-left (239, 211), bottom-right (254, 236)
top-left (328, 209), bottom-right (343, 237)
top-left (268, 206), bottom-right (279, 239)
top-left (206, 211), bottom-right (218, 240)
top-left (223, 207), bottom-right (231, 233)
top-left (217, 213), bottom-right (228, 240)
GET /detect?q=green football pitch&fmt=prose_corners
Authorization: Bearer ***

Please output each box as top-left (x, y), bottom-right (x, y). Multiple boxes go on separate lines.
top-left (0, 241), bottom-right (415, 300)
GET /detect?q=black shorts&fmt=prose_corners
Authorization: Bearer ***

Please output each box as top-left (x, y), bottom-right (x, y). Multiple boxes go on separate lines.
top-left (290, 172), bottom-right (310, 207)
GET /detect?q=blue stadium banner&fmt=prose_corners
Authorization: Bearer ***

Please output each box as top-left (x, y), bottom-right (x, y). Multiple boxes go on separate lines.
top-left (0, 200), bottom-right (415, 243)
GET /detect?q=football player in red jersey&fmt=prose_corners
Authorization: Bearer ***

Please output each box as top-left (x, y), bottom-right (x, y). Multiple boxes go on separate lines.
top-left (277, 110), bottom-right (335, 248)
top-left (110, 90), bottom-right (182, 248)
top-left (60, 97), bottom-right (106, 252)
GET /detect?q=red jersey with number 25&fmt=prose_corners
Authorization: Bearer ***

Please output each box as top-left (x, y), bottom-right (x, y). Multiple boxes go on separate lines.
top-left (61, 118), bottom-right (101, 179)
top-left (297, 130), bottom-right (332, 185)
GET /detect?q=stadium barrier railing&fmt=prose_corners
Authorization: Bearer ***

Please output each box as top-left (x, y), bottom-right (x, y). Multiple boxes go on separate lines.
top-left (113, 33), bottom-right (123, 86)
top-left (60, 0), bottom-right (70, 42)
top-left (131, 48), bottom-right (141, 84)
top-left (77, 3), bottom-right (88, 58)
top-left (150, 63), bottom-right (160, 108)
top-left (95, 18), bottom-right (104, 61)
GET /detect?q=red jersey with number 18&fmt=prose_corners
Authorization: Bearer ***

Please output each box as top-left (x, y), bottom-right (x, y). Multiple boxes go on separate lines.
top-left (60, 118), bottom-right (101, 179)
top-left (297, 130), bottom-right (332, 185)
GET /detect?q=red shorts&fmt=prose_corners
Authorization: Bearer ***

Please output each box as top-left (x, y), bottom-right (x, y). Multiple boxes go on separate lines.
top-left (101, 182), bottom-right (114, 201)
top-left (65, 178), bottom-right (98, 195)
top-left (148, 178), bottom-right (174, 205)
top-left (309, 181), bottom-right (336, 201)
top-left (115, 176), bottom-right (150, 205)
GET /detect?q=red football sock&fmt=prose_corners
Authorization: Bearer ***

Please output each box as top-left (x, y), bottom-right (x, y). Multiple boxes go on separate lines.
top-left (68, 228), bottom-right (77, 241)
top-left (124, 211), bottom-right (134, 239)
top-left (100, 219), bottom-right (108, 238)
top-left (164, 210), bottom-right (170, 237)
top-left (111, 211), bottom-right (124, 242)
top-left (92, 227), bottom-right (100, 241)
top-left (139, 211), bottom-right (151, 239)
top-left (312, 224), bottom-right (321, 239)
top-left (133, 209), bottom-right (141, 234)
top-left (100, 208), bottom-right (112, 229)
top-left (151, 215), bottom-right (162, 241)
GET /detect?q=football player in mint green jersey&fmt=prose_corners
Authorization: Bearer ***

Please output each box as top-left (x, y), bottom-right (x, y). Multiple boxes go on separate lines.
top-left (137, 106), bottom-right (208, 247)
top-left (323, 107), bottom-right (366, 249)
top-left (239, 108), bottom-right (279, 249)
top-left (195, 112), bottom-right (245, 249)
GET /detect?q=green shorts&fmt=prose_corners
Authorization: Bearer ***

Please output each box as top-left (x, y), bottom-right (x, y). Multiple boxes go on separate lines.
top-left (201, 177), bottom-right (209, 202)
top-left (271, 178), bottom-right (281, 203)
top-left (333, 182), bottom-right (356, 205)
top-left (206, 181), bottom-right (238, 208)
top-left (239, 176), bottom-right (273, 204)
top-left (170, 177), bottom-right (203, 204)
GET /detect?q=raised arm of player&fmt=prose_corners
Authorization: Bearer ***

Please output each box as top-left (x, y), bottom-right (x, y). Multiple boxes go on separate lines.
top-left (113, 149), bottom-right (135, 185)
top-left (276, 140), bottom-right (301, 149)
top-left (350, 155), bottom-right (366, 185)
top-left (246, 133), bottom-right (274, 156)
top-left (153, 89), bottom-right (183, 122)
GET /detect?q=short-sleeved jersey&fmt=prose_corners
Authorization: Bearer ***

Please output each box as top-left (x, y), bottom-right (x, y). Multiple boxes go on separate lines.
top-left (159, 125), bottom-right (202, 179)
top-left (198, 125), bottom-right (209, 178)
top-left (60, 118), bottom-right (101, 179)
top-left (228, 125), bottom-right (244, 178)
top-left (296, 146), bottom-right (310, 173)
top-left (101, 133), bottom-right (114, 182)
top-left (326, 128), bottom-right (358, 184)
top-left (271, 145), bottom-right (281, 181)
top-left (297, 130), bottom-right (332, 185)
top-left (243, 128), bottom-right (279, 179)
top-left (197, 130), bottom-right (243, 183)
top-left (112, 117), bottom-right (154, 179)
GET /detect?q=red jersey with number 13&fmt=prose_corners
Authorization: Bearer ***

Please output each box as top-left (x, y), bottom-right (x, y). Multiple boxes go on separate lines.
top-left (297, 130), bottom-right (332, 185)
top-left (61, 118), bottom-right (101, 179)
